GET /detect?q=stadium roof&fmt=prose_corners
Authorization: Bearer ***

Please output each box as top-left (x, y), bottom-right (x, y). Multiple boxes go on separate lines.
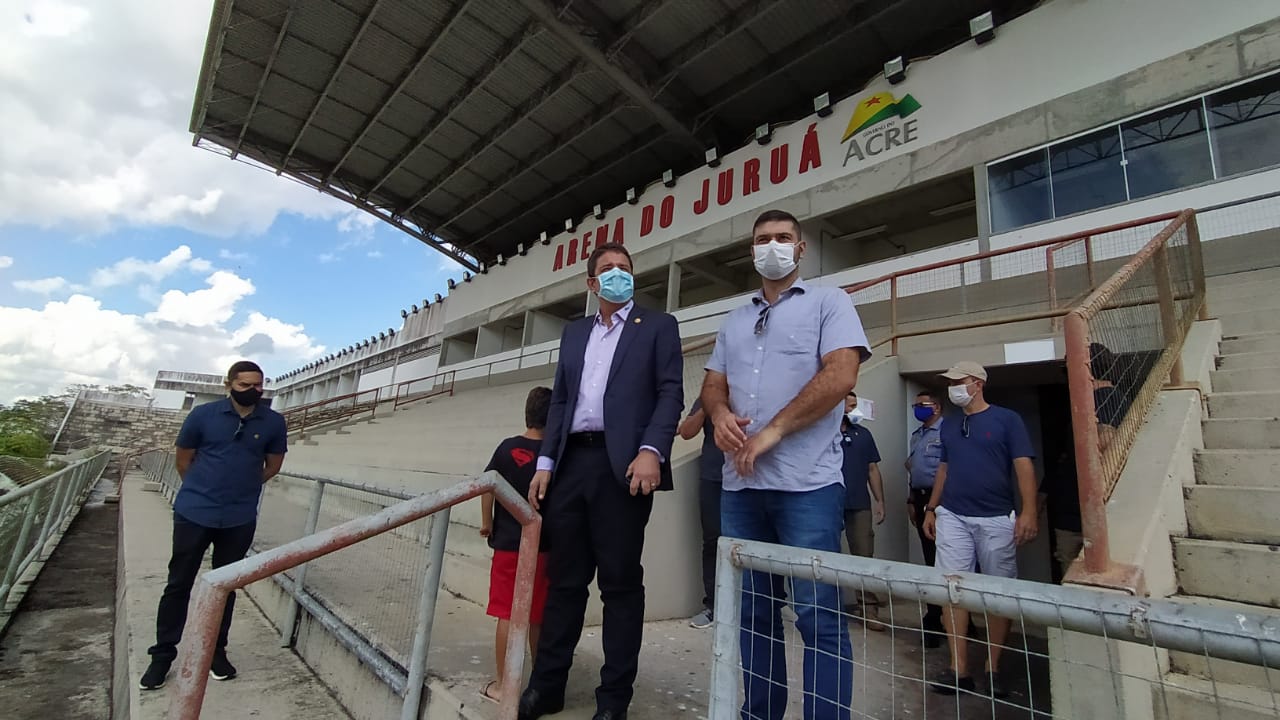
top-left (191, 0), bottom-right (1038, 270)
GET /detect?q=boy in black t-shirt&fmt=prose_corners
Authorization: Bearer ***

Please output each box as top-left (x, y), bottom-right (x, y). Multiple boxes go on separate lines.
top-left (479, 386), bottom-right (552, 704)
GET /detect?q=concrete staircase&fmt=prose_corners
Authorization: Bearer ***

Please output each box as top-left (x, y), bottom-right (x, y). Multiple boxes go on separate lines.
top-left (1170, 267), bottom-right (1280, 718)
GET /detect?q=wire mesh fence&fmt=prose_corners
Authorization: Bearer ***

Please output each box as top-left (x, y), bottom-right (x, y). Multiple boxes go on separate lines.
top-left (254, 472), bottom-right (437, 668)
top-left (0, 450), bottom-right (111, 613)
top-left (711, 538), bottom-right (1280, 720)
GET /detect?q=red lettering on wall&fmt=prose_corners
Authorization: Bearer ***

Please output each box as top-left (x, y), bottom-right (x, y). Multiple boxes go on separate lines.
top-left (716, 168), bottom-right (734, 206)
top-left (580, 230), bottom-right (593, 260)
top-left (660, 195), bottom-right (675, 228)
top-left (595, 223), bottom-right (609, 246)
top-left (692, 178), bottom-right (710, 215)
top-left (611, 217), bottom-right (625, 245)
top-left (799, 123), bottom-right (822, 174)
top-left (770, 145), bottom-right (789, 185)
top-left (566, 237), bottom-right (578, 265)
top-left (640, 205), bottom-right (655, 236)
top-left (553, 244), bottom-right (564, 271)
top-left (742, 158), bottom-right (761, 196)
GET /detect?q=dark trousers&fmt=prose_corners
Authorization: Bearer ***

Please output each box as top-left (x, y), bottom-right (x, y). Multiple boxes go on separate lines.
top-left (699, 478), bottom-right (722, 611)
top-left (148, 512), bottom-right (257, 662)
top-left (908, 489), bottom-right (944, 632)
top-left (531, 443), bottom-right (653, 712)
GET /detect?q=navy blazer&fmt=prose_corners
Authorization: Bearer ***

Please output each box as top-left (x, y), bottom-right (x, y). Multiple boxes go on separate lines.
top-left (541, 304), bottom-right (685, 490)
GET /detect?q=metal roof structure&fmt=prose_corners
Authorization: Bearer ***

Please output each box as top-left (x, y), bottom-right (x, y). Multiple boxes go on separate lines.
top-left (191, 0), bottom-right (1038, 270)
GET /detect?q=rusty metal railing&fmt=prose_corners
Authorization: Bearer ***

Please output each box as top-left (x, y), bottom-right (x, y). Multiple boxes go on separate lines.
top-left (167, 474), bottom-right (542, 720)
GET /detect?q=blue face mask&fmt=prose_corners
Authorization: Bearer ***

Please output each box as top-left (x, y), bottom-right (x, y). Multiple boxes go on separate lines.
top-left (914, 405), bottom-right (935, 423)
top-left (596, 267), bottom-right (634, 304)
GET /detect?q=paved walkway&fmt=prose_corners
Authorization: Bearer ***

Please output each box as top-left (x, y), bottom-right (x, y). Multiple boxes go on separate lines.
top-left (120, 471), bottom-right (352, 719)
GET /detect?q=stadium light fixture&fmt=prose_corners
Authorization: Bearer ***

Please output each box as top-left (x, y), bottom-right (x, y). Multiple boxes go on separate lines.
top-left (498, 254), bottom-right (507, 266)
top-left (814, 93), bottom-right (833, 118)
top-left (625, 187), bottom-right (638, 205)
top-left (448, 278), bottom-right (457, 289)
top-left (434, 293), bottom-right (443, 303)
top-left (663, 169), bottom-right (676, 188)
top-left (518, 242), bottom-right (528, 256)
top-left (464, 271), bottom-right (473, 282)
top-left (705, 147), bottom-right (720, 168)
top-left (540, 230), bottom-right (550, 246)
top-left (884, 56), bottom-right (907, 85)
top-left (970, 11), bottom-right (995, 45)
top-left (564, 217), bottom-right (575, 233)
top-left (401, 308), bottom-right (409, 318)
top-left (755, 123), bottom-right (772, 145)
top-left (593, 204), bottom-right (605, 220)
top-left (411, 304), bottom-right (419, 313)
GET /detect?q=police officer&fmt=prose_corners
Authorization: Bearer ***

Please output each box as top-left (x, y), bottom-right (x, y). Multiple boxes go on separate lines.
top-left (905, 389), bottom-right (945, 646)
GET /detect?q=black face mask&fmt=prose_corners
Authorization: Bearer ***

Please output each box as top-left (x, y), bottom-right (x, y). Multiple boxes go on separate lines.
top-left (230, 387), bottom-right (263, 407)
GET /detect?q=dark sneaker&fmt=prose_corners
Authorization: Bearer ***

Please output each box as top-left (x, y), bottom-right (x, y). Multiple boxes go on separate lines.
top-left (987, 670), bottom-right (1010, 699)
top-left (210, 651), bottom-right (237, 681)
top-left (928, 669), bottom-right (975, 695)
top-left (139, 658), bottom-right (171, 690)
top-left (688, 609), bottom-right (713, 629)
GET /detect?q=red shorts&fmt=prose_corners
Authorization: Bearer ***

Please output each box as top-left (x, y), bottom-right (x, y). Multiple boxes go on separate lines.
top-left (486, 550), bottom-right (550, 623)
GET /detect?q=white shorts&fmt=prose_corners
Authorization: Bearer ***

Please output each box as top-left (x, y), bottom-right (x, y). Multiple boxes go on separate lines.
top-left (934, 507), bottom-right (1018, 578)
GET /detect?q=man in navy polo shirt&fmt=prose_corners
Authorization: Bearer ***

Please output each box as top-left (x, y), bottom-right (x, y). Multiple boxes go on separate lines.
top-left (139, 360), bottom-right (287, 691)
top-left (922, 361), bottom-right (1037, 699)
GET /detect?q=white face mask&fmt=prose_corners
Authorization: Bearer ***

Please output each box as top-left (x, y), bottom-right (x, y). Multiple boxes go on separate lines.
top-left (845, 407), bottom-right (865, 425)
top-left (753, 240), bottom-right (798, 280)
top-left (948, 383), bottom-right (973, 408)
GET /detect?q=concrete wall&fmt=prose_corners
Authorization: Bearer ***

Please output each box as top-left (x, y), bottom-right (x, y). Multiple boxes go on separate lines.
top-left (56, 399), bottom-right (187, 453)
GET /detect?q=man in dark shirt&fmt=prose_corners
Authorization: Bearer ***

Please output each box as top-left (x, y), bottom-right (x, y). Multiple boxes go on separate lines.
top-left (677, 398), bottom-right (725, 629)
top-left (839, 391), bottom-right (884, 630)
top-left (480, 386), bottom-right (553, 704)
top-left (922, 361), bottom-right (1037, 699)
top-left (140, 360), bottom-right (287, 690)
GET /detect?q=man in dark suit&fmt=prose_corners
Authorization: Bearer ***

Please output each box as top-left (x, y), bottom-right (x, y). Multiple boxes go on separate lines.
top-left (519, 242), bottom-right (684, 720)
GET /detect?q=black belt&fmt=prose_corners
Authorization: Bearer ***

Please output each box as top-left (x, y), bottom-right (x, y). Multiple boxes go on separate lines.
top-left (909, 487), bottom-right (933, 498)
top-left (567, 431), bottom-right (607, 448)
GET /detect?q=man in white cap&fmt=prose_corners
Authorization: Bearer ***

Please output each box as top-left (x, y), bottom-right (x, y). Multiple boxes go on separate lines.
top-left (921, 361), bottom-right (1037, 699)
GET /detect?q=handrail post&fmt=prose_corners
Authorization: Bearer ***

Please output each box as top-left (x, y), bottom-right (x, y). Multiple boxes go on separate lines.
top-left (35, 471), bottom-right (70, 552)
top-left (889, 276), bottom-right (899, 356)
top-left (280, 479), bottom-right (326, 647)
top-left (300, 407), bottom-right (309, 440)
top-left (1153, 245), bottom-right (1184, 386)
top-left (0, 487), bottom-right (43, 608)
top-left (1085, 235), bottom-right (1095, 289)
top-left (1185, 213), bottom-right (1209, 321)
top-left (400, 508), bottom-right (451, 720)
top-left (1064, 312), bottom-right (1111, 575)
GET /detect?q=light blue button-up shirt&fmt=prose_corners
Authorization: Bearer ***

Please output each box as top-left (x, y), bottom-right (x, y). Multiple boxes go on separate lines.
top-left (706, 279), bottom-right (871, 493)
top-left (907, 417), bottom-right (944, 490)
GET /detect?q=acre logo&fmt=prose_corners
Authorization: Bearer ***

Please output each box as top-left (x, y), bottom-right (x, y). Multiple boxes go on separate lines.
top-left (841, 91), bottom-right (922, 166)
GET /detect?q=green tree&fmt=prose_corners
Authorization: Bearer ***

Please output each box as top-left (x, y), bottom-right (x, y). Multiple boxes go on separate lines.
top-left (0, 432), bottom-right (50, 459)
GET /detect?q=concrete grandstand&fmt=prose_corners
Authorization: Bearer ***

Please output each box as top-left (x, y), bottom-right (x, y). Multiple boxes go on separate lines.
top-left (5, 1), bottom-right (1278, 719)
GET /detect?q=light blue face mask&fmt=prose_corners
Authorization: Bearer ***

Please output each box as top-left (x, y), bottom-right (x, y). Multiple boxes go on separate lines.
top-left (597, 267), bottom-right (634, 304)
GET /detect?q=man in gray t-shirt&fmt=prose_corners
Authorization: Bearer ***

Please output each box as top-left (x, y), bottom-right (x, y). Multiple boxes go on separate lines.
top-left (702, 209), bottom-right (871, 720)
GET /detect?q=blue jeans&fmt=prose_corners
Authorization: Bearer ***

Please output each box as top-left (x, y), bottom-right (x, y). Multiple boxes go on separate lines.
top-left (721, 483), bottom-right (854, 720)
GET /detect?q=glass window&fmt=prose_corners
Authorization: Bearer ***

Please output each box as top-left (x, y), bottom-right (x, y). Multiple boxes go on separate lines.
top-left (1050, 127), bottom-right (1127, 216)
top-left (1121, 101), bottom-right (1213, 199)
top-left (989, 149), bottom-right (1051, 233)
top-left (1207, 73), bottom-right (1280, 177)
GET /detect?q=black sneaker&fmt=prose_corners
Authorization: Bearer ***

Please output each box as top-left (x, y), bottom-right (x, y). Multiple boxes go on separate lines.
top-left (210, 651), bottom-right (237, 681)
top-left (928, 669), bottom-right (975, 695)
top-left (987, 670), bottom-right (1010, 699)
top-left (139, 658), bottom-right (171, 690)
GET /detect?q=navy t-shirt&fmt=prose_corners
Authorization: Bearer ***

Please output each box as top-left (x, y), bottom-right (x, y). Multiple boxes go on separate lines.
top-left (174, 398), bottom-right (288, 528)
top-left (689, 399), bottom-right (724, 483)
top-left (840, 424), bottom-right (881, 511)
top-left (485, 435), bottom-right (549, 552)
top-left (939, 405), bottom-right (1035, 517)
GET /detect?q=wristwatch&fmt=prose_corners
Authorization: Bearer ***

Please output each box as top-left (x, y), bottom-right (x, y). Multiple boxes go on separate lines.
top-left (925, 506), bottom-right (937, 513)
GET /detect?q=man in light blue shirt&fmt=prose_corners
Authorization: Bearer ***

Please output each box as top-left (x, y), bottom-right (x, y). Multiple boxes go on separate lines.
top-left (702, 209), bottom-right (870, 720)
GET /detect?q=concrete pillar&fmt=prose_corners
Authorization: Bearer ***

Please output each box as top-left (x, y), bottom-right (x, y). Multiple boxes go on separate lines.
top-left (666, 262), bottom-right (681, 312)
top-left (973, 163), bottom-right (993, 281)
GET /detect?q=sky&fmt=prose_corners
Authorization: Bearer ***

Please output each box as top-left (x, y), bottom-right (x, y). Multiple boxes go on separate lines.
top-left (0, 0), bottom-right (465, 404)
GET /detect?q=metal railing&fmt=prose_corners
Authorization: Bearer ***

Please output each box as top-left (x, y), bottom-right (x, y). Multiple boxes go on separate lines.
top-left (1064, 211), bottom-right (1205, 587)
top-left (280, 370), bottom-right (456, 439)
top-left (709, 538), bottom-right (1280, 720)
top-left (0, 451), bottom-right (111, 614)
top-left (148, 466), bottom-right (542, 720)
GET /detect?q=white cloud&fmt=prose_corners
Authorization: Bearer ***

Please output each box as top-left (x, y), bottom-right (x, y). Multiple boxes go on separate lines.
top-left (13, 276), bottom-right (71, 294)
top-left (367, 250), bottom-right (383, 259)
top-left (0, 256), bottom-right (12, 269)
top-left (0, 0), bottom-right (349, 238)
top-left (219, 248), bottom-right (252, 262)
top-left (0, 272), bottom-right (325, 404)
top-left (317, 253), bottom-right (338, 264)
top-left (89, 245), bottom-right (209, 287)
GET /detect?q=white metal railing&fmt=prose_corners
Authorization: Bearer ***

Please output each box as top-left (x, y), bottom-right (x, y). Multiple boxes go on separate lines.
top-left (0, 451), bottom-right (112, 613)
top-left (709, 538), bottom-right (1280, 719)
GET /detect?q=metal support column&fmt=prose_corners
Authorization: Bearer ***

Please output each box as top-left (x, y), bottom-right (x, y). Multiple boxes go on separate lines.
top-left (400, 507), bottom-right (451, 720)
top-left (281, 480), bottom-right (326, 647)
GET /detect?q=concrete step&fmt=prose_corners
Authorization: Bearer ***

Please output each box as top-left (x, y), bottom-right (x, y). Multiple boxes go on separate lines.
top-left (1202, 418), bottom-right (1280, 450)
top-left (1210, 292), bottom-right (1280, 316)
top-left (1207, 269), bottom-right (1280, 293)
top-left (1174, 538), bottom-right (1280, 608)
top-left (1218, 351), bottom-right (1280, 372)
top-left (1220, 332), bottom-right (1280, 356)
top-left (1167, 595), bottom-right (1280, 693)
top-left (1211, 367), bottom-right (1280, 393)
top-left (1185, 486), bottom-right (1280, 544)
top-left (1194, 450), bottom-right (1280, 487)
top-left (1157, 672), bottom-right (1280, 720)
top-left (1207, 391), bottom-right (1280, 418)
top-left (1220, 309), bottom-right (1280, 337)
